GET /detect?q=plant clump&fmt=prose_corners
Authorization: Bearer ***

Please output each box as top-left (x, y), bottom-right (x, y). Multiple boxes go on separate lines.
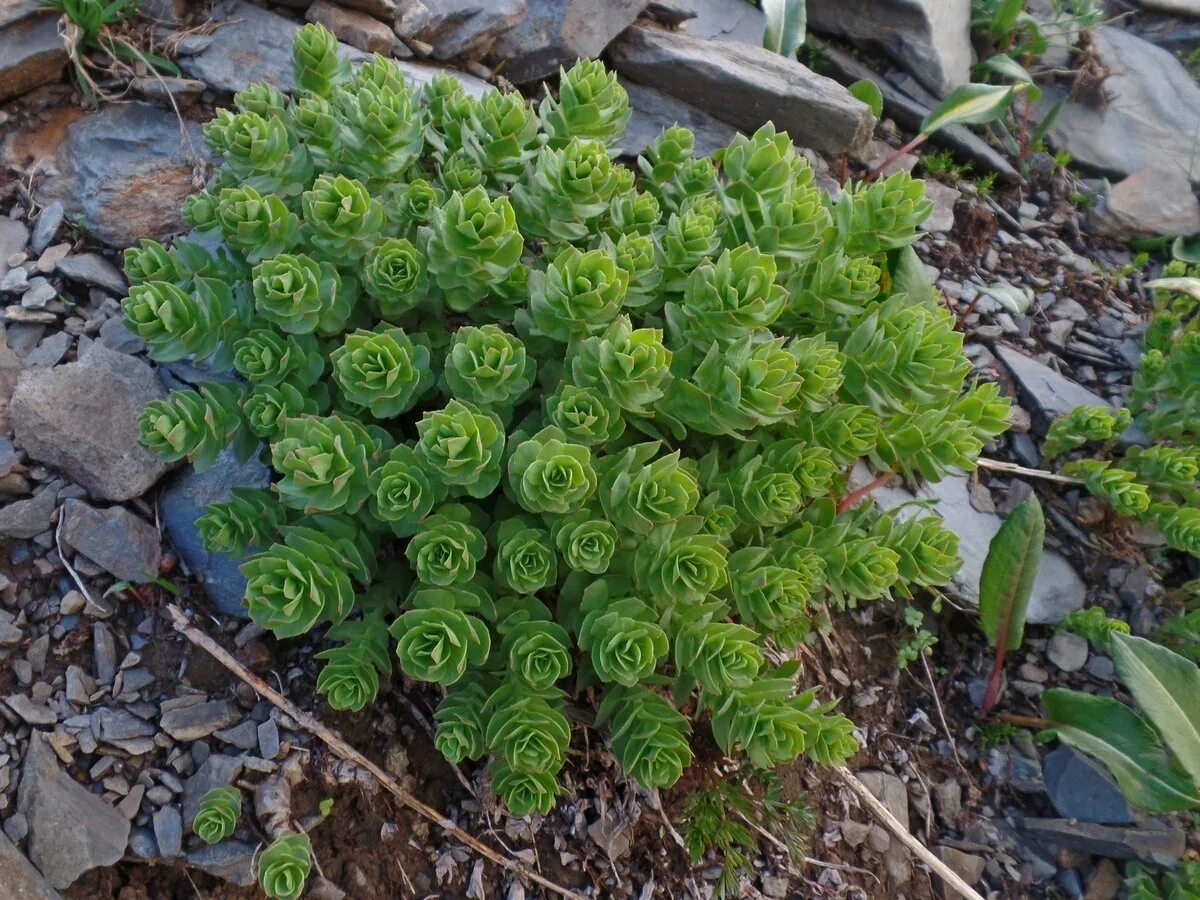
top-left (124, 25), bottom-right (1010, 816)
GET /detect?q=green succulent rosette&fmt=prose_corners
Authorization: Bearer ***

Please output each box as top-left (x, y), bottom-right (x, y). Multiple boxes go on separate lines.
top-left (368, 444), bottom-right (447, 537)
top-left (336, 64), bottom-right (425, 182)
top-left (730, 545), bottom-right (819, 633)
top-left (511, 138), bottom-right (618, 243)
top-left (543, 383), bottom-right (625, 447)
top-left (123, 278), bottom-right (238, 365)
top-left (258, 832), bottom-right (312, 900)
top-left (234, 81), bottom-right (288, 119)
top-left (569, 316), bottom-right (672, 416)
top-left (434, 674), bottom-right (492, 763)
top-left (632, 518), bottom-right (728, 607)
top-left (193, 786), bottom-right (241, 845)
top-left (675, 610), bottom-right (763, 696)
top-left (242, 382), bottom-right (324, 439)
top-left (362, 237), bottom-right (426, 319)
top-left (491, 758), bottom-right (559, 818)
top-left (124, 239), bottom-right (180, 285)
top-left (485, 680), bottom-right (571, 774)
top-left (668, 243), bottom-right (787, 346)
top-left (242, 526), bottom-right (359, 638)
top-left (443, 324), bottom-right (535, 408)
top-left (716, 123), bottom-right (807, 212)
top-left (315, 612), bottom-right (392, 711)
top-left (438, 148), bottom-right (484, 193)
top-left (214, 185), bottom-right (300, 264)
top-left (835, 170), bottom-right (933, 256)
top-left (724, 453), bottom-right (803, 528)
top-left (415, 399), bottom-right (505, 498)
top-left (525, 244), bottom-right (629, 342)
top-left (497, 596), bottom-right (573, 689)
top-left (390, 596), bottom-right (491, 685)
top-left (250, 253), bottom-right (327, 334)
top-left (638, 124), bottom-right (695, 192)
top-left (270, 414), bottom-right (376, 514)
top-left (540, 58), bottom-right (630, 147)
top-left (506, 426), bottom-right (596, 515)
top-left (406, 504), bottom-right (486, 586)
top-left (386, 177), bottom-right (441, 233)
top-left (423, 185), bottom-right (523, 312)
top-left (197, 487), bottom-right (285, 556)
top-left (551, 511), bottom-right (618, 575)
top-left (596, 442), bottom-right (699, 535)
top-left (423, 70), bottom-right (477, 154)
top-left (466, 89), bottom-right (539, 183)
top-left (330, 325), bottom-right (433, 419)
top-left (290, 94), bottom-right (338, 162)
top-left (660, 197), bottom-right (721, 291)
top-left (493, 518), bottom-right (558, 595)
top-left (597, 686), bottom-right (692, 789)
top-left (301, 174), bottom-right (385, 261)
top-left (232, 329), bottom-right (324, 387)
top-left (139, 382), bottom-right (250, 472)
top-left (292, 21), bottom-right (349, 96)
top-left (577, 593), bottom-right (668, 687)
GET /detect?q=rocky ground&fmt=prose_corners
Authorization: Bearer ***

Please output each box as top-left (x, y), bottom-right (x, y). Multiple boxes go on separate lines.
top-left (1, 0), bottom-right (1199, 897)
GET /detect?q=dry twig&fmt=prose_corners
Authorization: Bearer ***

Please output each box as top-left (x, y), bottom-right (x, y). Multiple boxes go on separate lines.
top-left (166, 603), bottom-right (586, 900)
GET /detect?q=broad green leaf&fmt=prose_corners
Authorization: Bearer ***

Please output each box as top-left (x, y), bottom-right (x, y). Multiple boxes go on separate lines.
top-left (920, 83), bottom-right (1021, 137)
top-left (1172, 234), bottom-right (1200, 264)
top-left (848, 80), bottom-right (883, 119)
top-left (977, 53), bottom-right (1033, 84)
top-left (889, 245), bottom-right (934, 302)
top-left (989, 0), bottom-right (1025, 40)
top-left (1112, 633), bottom-right (1200, 786)
top-left (762, 0), bottom-right (806, 58)
top-left (1043, 688), bottom-right (1200, 812)
top-left (1147, 277), bottom-right (1200, 300)
top-left (979, 495), bottom-right (1043, 652)
top-left (980, 281), bottom-right (1033, 315)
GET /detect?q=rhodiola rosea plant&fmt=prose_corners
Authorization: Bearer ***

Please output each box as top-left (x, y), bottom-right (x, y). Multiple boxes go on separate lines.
top-left (123, 24), bottom-right (1010, 816)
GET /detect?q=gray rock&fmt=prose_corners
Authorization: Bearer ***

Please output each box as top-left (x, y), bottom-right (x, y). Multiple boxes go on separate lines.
top-left (994, 344), bottom-right (1108, 429)
top-left (0, 829), bottom-right (61, 900)
top-left (30, 199), bottom-right (64, 254)
top-left (213, 719), bottom-right (259, 750)
top-left (306, 0), bottom-right (396, 54)
top-left (185, 840), bottom-right (257, 887)
top-left (1046, 633), bottom-right (1088, 673)
top-left (182, 754), bottom-right (244, 825)
top-left (933, 847), bottom-right (985, 887)
top-left (5, 695), bottom-right (56, 726)
top-left (54, 254), bottom-right (128, 295)
top-left (988, 747), bottom-right (1044, 793)
top-left (1021, 818), bottom-right (1184, 867)
top-left (807, 0), bottom-right (971, 97)
top-left (1089, 166), bottom-right (1200, 240)
top-left (36, 104), bottom-right (211, 248)
top-left (1041, 27), bottom-right (1200, 184)
top-left (676, 0), bottom-right (763, 43)
top-left (19, 279), bottom-right (55, 310)
top-left (178, 0), bottom-right (489, 96)
top-left (1139, 0), bottom-right (1200, 12)
top-left (339, 0), bottom-right (396, 20)
top-left (0, 480), bottom-right (60, 539)
top-left (10, 342), bottom-right (175, 501)
top-left (95, 708), bottom-right (156, 743)
top-left (96, 316), bottom-right (144, 354)
top-left (0, 219), bottom-right (29, 279)
top-left (257, 718), bottom-right (281, 759)
top-left (863, 467), bottom-right (1086, 624)
top-left (490, 0), bottom-right (646, 84)
top-left (20, 332), bottom-right (72, 369)
top-left (620, 80), bottom-right (736, 159)
top-left (93, 623), bottom-right (117, 684)
top-left (130, 76), bottom-right (208, 105)
top-left (0, 6), bottom-right (66, 103)
top-left (1042, 747), bottom-right (1132, 825)
top-left (127, 827), bottom-right (158, 860)
top-left (610, 25), bottom-right (873, 156)
top-left (161, 700), bottom-right (240, 742)
top-left (161, 444), bottom-right (272, 618)
top-left (18, 734), bottom-right (130, 889)
top-left (59, 499), bottom-right (162, 582)
top-left (151, 806), bottom-right (183, 858)
top-left (396, 0), bottom-right (527, 60)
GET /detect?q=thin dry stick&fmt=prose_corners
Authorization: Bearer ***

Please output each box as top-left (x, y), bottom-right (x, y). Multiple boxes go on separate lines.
top-left (975, 457), bottom-right (1083, 486)
top-left (731, 809), bottom-right (880, 885)
top-left (56, 517), bottom-right (98, 607)
top-left (391, 690), bottom-right (477, 798)
top-left (920, 653), bottom-right (970, 782)
top-left (834, 766), bottom-right (984, 900)
top-left (166, 604), bottom-right (585, 900)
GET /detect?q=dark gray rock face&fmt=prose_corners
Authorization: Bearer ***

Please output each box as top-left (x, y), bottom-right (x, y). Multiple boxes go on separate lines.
top-left (59, 499), bottom-right (162, 582)
top-left (620, 81), bottom-right (736, 159)
top-left (0, 6), bottom-right (66, 103)
top-left (36, 104), bottom-right (210, 248)
top-left (490, 0), bottom-right (647, 84)
top-left (1041, 26), bottom-right (1200, 183)
top-left (18, 735), bottom-right (130, 889)
top-left (0, 829), bottom-right (61, 900)
top-left (1042, 747), bottom-right (1132, 825)
top-left (609, 24), bottom-right (874, 155)
top-left (10, 343), bottom-right (175, 501)
top-left (806, 0), bottom-right (971, 97)
top-left (675, 0), bottom-right (763, 43)
top-left (161, 445), bottom-right (272, 618)
top-left (1021, 818), bottom-right (1185, 867)
top-left (0, 480), bottom-right (61, 539)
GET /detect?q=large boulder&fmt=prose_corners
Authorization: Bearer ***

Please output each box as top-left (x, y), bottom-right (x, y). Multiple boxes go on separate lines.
top-left (1088, 167), bottom-right (1200, 241)
top-left (676, 0), bottom-right (764, 44)
top-left (395, 0), bottom-right (527, 60)
top-left (806, 0), bottom-right (972, 97)
top-left (161, 445), bottom-right (272, 618)
top-left (177, 0), bottom-right (489, 96)
top-left (1041, 26), bottom-right (1200, 183)
top-left (36, 103), bottom-right (210, 247)
top-left (489, 0), bottom-right (647, 84)
top-left (0, 3), bottom-right (67, 103)
top-left (10, 343), bottom-right (175, 501)
top-left (18, 734), bottom-right (130, 889)
top-left (609, 24), bottom-right (874, 155)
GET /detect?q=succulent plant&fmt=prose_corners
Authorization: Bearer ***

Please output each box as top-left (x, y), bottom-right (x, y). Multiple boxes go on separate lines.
top-left (192, 786), bottom-right (241, 844)
top-left (126, 29), bottom-right (1007, 818)
top-left (258, 832), bottom-right (312, 900)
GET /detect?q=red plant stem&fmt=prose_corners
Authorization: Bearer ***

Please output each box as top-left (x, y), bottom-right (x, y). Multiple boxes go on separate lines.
top-left (865, 134), bottom-right (927, 182)
top-left (836, 468), bottom-right (898, 514)
top-left (981, 648), bottom-right (1006, 716)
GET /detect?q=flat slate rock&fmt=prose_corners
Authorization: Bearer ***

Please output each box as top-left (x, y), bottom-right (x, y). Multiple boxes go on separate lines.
top-left (10, 342), bottom-right (175, 501)
top-left (609, 24), bottom-right (874, 156)
top-left (0, 7), bottom-right (66, 103)
top-left (178, 0), bottom-right (489, 96)
top-left (1043, 746), bottom-right (1132, 825)
top-left (994, 344), bottom-right (1108, 427)
top-left (18, 735), bottom-right (130, 889)
top-left (620, 80), bottom-right (736, 159)
top-left (59, 498), bottom-right (162, 582)
top-left (490, 0), bottom-right (646, 83)
top-left (0, 830), bottom-right (62, 900)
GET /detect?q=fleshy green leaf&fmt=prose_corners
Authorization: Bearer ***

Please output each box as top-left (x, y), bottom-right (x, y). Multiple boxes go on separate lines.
top-left (979, 495), bottom-right (1044, 653)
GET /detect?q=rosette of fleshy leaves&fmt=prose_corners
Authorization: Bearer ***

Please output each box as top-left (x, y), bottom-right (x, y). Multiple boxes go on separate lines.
top-left (673, 602), bottom-right (764, 697)
top-left (597, 686), bottom-right (693, 789)
top-left (511, 138), bottom-right (618, 242)
top-left (833, 170), bottom-right (933, 256)
top-left (124, 277), bottom-right (247, 368)
top-left (524, 244), bottom-right (629, 342)
top-left (1042, 405), bottom-right (1133, 461)
top-left (434, 672), bottom-right (493, 764)
top-left (423, 185), bottom-right (523, 312)
top-left (507, 426), bottom-right (597, 515)
top-left (465, 89), bottom-right (539, 185)
top-left (543, 384), bottom-right (625, 447)
top-left (368, 444), bottom-right (447, 538)
top-left (390, 583), bottom-right (493, 685)
top-left (1061, 459), bottom-right (1152, 518)
top-left (484, 680), bottom-right (571, 776)
top-left (406, 504), bottom-right (487, 586)
top-left (334, 57), bottom-right (425, 182)
top-left (492, 517), bottom-right (558, 595)
top-left (197, 487), bottom-right (286, 556)
top-left (490, 758), bottom-right (559, 818)
top-left (443, 324), bottom-right (535, 409)
top-left (193, 787), bottom-right (242, 845)
top-left (569, 316), bottom-right (672, 416)
top-left (271, 414), bottom-right (379, 514)
top-left (316, 606), bottom-right (393, 711)
top-left (243, 382), bottom-right (326, 440)
top-left (540, 58), bottom-right (630, 148)
top-left (551, 510), bottom-right (618, 575)
top-left (331, 325), bottom-right (433, 419)
top-left (139, 382), bottom-right (255, 472)
top-left (258, 832), bottom-right (312, 900)
top-left (574, 584), bottom-right (669, 687)
top-left (595, 442), bottom-right (698, 535)
top-left (496, 596), bottom-right (573, 689)
top-left (232, 329), bottom-right (324, 387)
top-left (363, 238), bottom-right (426, 319)
top-left (416, 399), bottom-right (505, 498)
top-left (213, 185), bottom-right (301, 264)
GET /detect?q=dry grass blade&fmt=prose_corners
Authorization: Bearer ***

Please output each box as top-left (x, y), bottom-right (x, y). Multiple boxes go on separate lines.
top-left (166, 603), bottom-right (586, 900)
